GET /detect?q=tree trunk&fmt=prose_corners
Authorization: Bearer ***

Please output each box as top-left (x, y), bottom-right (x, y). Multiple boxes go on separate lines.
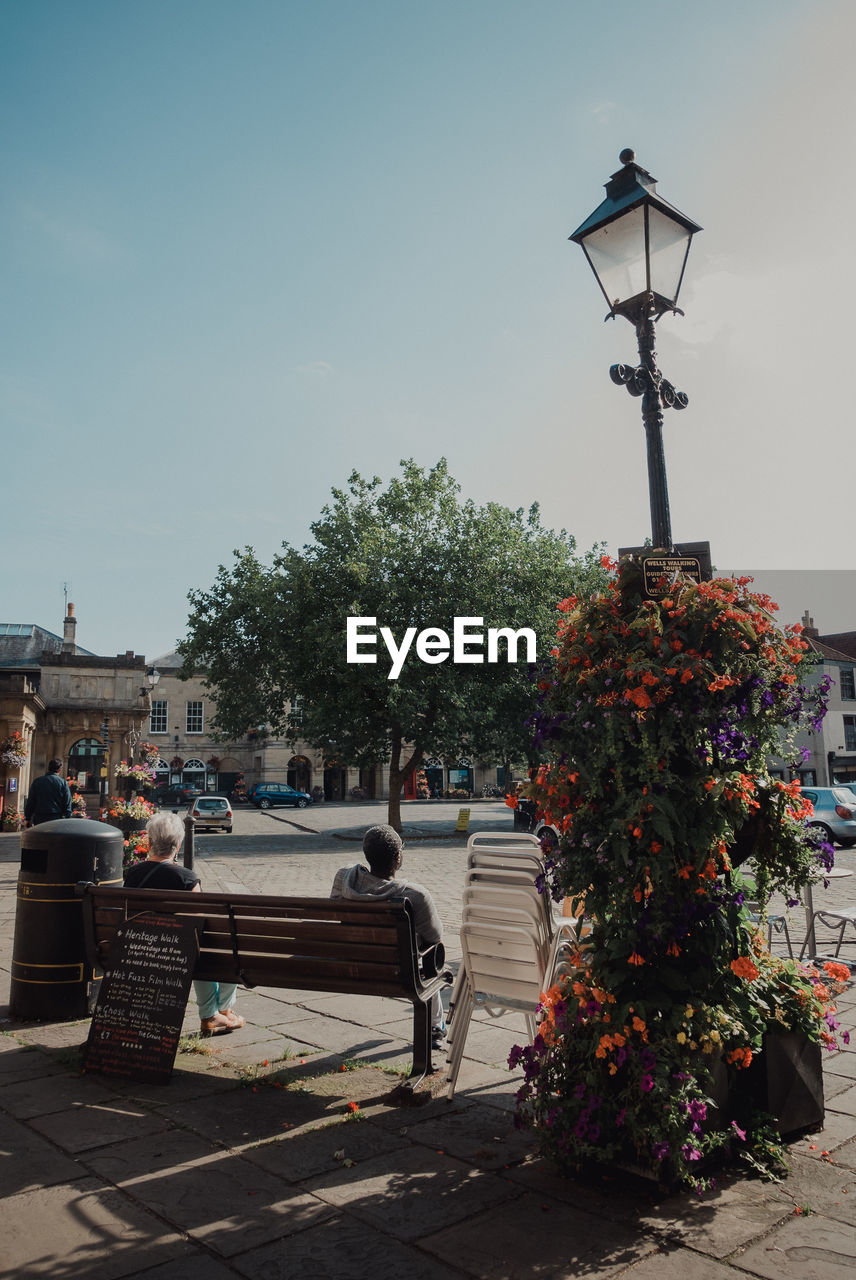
top-left (386, 725), bottom-right (422, 833)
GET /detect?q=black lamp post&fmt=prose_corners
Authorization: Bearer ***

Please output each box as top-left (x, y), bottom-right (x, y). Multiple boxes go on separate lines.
top-left (570, 150), bottom-right (702, 550)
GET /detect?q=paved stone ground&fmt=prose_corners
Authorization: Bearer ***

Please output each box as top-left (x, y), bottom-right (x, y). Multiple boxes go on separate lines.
top-left (1, 812), bottom-right (856, 1280)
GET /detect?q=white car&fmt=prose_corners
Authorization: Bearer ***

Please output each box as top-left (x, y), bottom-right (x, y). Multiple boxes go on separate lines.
top-left (189, 795), bottom-right (233, 833)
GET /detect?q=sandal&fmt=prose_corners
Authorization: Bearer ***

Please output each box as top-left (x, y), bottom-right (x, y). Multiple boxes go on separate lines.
top-left (221, 1009), bottom-right (245, 1029)
top-left (200, 1013), bottom-right (233, 1037)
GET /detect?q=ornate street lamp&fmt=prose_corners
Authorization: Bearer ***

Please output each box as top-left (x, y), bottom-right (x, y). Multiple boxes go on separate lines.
top-left (570, 149), bottom-right (701, 549)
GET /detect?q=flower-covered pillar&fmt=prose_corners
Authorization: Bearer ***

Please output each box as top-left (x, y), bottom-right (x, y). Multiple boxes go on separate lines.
top-left (512, 559), bottom-right (846, 1188)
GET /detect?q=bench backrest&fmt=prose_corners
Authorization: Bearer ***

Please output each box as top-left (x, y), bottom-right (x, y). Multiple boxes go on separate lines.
top-left (78, 884), bottom-right (438, 1001)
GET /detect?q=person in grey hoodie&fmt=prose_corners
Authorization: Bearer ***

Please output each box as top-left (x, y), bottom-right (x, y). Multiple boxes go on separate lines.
top-left (331, 823), bottom-right (446, 1047)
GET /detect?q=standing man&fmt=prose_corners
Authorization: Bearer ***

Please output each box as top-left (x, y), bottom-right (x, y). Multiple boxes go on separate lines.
top-left (24, 759), bottom-right (72, 826)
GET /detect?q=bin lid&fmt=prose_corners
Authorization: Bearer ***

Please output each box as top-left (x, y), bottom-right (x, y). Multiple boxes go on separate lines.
top-left (22, 817), bottom-right (123, 841)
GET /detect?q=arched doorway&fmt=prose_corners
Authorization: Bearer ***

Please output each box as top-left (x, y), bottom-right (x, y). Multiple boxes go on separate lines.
top-left (449, 757), bottom-right (473, 795)
top-left (424, 758), bottom-right (444, 798)
top-left (323, 760), bottom-right (346, 801)
top-left (68, 738), bottom-right (104, 794)
top-left (182, 758), bottom-right (206, 791)
top-left (288, 755), bottom-right (311, 793)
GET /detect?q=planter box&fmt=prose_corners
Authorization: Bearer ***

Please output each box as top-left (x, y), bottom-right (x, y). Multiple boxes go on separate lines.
top-left (746, 1031), bottom-right (824, 1136)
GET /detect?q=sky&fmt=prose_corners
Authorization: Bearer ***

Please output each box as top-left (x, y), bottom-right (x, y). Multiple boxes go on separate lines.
top-left (3, 0), bottom-right (855, 662)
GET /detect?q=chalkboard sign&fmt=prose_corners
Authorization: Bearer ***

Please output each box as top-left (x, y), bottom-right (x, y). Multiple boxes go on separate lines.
top-left (83, 911), bottom-right (202, 1084)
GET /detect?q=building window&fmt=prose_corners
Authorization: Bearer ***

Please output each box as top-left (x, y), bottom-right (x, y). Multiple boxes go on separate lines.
top-left (844, 716), bottom-right (856, 752)
top-left (150, 700), bottom-right (168, 734)
top-left (186, 701), bottom-right (204, 734)
top-left (840, 668), bottom-right (856, 701)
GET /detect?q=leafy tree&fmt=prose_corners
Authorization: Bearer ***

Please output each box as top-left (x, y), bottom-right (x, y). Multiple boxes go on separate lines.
top-left (179, 459), bottom-right (605, 830)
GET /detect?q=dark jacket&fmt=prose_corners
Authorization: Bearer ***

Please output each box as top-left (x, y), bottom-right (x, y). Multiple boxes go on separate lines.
top-left (24, 772), bottom-right (73, 824)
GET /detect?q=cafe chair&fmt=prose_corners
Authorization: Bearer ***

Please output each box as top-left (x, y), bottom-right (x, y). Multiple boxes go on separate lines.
top-left (800, 907), bottom-right (856, 961)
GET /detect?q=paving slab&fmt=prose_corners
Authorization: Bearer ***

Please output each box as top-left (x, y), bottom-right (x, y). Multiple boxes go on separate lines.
top-left (734, 1212), bottom-right (856, 1279)
top-left (0, 1068), bottom-right (123, 1119)
top-left (244, 1115), bottom-right (410, 1183)
top-left (231, 1213), bottom-right (467, 1280)
top-left (304, 1144), bottom-right (521, 1242)
top-left (83, 1129), bottom-right (336, 1257)
top-left (2, 1178), bottom-right (194, 1280)
top-left (28, 1098), bottom-right (171, 1154)
top-left (421, 1188), bottom-right (657, 1279)
top-left (0, 1110), bottom-right (88, 1195)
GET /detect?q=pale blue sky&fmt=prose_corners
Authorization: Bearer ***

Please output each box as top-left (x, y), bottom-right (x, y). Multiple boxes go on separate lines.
top-left (3, 0), bottom-right (855, 659)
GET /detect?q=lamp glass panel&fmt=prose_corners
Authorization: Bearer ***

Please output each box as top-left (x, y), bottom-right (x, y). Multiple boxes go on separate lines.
top-left (647, 206), bottom-right (692, 305)
top-left (581, 205), bottom-right (646, 307)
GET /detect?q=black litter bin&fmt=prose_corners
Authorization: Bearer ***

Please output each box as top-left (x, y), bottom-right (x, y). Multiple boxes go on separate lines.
top-left (10, 818), bottom-right (124, 1020)
top-left (513, 798), bottom-right (536, 833)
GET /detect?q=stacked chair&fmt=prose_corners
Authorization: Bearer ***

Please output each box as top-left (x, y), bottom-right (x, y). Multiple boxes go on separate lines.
top-left (445, 831), bottom-right (578, 1099)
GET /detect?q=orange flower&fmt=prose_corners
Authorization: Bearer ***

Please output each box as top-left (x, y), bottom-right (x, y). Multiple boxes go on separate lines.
top-left (627, 952), bottom-right (646, 966)
top-left (730, 956), bottom-right (760, 982)
top-left (666, 940), bottom-right (681, 957)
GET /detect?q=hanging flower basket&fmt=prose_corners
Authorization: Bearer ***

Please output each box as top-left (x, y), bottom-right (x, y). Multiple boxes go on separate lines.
top-left (0, 731), bottom-right (28, 770)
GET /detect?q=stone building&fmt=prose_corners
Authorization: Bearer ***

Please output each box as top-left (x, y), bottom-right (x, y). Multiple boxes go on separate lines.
top-left (774, 614), bottom-right (856, 788)
top-left (0, 606), bottom-right (153, 820)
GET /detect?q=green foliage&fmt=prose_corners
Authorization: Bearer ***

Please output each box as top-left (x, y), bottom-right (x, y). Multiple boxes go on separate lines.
top-left (179, 459), bottom-right (605, 823)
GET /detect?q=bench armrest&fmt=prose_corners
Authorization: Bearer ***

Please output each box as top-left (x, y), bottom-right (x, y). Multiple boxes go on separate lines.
top-left (418, 941), bottom-right (445, 979)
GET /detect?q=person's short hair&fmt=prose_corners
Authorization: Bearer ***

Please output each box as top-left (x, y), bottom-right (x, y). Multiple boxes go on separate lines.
top-left (363, 824), bottom-right (403, 877)
top-left (48, 758), bottom-right (63, 773)
top-left (146, 810), bottom-right (185, 858)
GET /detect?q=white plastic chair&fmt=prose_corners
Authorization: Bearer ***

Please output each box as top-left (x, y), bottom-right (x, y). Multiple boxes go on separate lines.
top-left (446, 870), bottom-right (578, 1098)
top-left (467, 831), bottom-right (542, 852)
top-left (446, 920), bottom-right (545, 1099)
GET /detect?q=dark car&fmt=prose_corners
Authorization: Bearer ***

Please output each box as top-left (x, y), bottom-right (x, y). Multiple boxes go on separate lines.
top-left (155, 785), bottom-right (203, 808)
top-left (247, 782), bottom-right (311, 810)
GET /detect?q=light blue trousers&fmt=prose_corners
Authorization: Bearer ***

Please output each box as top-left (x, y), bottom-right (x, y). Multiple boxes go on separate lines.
top-left (194, 979), bottom-right (238, 1020)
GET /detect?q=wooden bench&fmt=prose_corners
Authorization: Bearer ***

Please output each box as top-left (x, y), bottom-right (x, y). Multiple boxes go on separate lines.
top-left (77, 883), bottom-right (452, 1085)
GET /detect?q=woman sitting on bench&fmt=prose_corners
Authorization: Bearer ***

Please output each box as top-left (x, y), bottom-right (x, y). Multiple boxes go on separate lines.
top-left (124, 811), bottom-right (246, 1038)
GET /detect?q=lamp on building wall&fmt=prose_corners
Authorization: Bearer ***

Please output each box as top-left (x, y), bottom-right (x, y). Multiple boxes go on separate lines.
top-left (570, 150), bottom-right (702, 550)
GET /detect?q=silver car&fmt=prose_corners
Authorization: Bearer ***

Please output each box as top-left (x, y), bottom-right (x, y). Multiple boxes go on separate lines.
top-left (189, 795), bottom-right (233, 833)
top-left (800, 786), bottom-right (856, 847)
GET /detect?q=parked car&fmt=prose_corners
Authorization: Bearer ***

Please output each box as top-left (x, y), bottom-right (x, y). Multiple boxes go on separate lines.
top-left (154, 785), bottom-right (203, 808)
top-left (247, 782), bottom-right (311, 810)
top-left (511, 799), bottom-right (560, 852)
top-left (800, 786), bottom-right (856, 847)
top-left (189, 795), bottom-right (233, 833)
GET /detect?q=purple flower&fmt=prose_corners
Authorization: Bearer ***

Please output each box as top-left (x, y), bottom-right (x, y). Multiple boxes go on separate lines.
top-left (681, 1144), bottom-right (702, 1162)
top-left (574, 1119), bottom-right (588, 1138)
top-left (730, 1121), bottom-right (746, 1141)
top-left (652, 1141), bottom-right (670, 1160)
top-left (639, 1048), bottom-right (656, 1070)
top-left (640, 1074), bottom-right (654, 1093)
top-left (508, 1045), bottom-right (524, 1069)
top-left (688, 1100), bottom-right (708, 1125)
top-left (573, 1083), bottom-right (586, 1100)
top-left (615, 1108), bottom-right (626, 1127)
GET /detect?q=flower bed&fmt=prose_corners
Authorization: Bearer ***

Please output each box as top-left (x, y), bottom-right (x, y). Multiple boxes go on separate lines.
top-left (512, 559), bottom-right (844, 1189)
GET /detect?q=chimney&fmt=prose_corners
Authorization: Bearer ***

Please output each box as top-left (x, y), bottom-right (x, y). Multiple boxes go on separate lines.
top-left (801, 609), bottom-right (820, 639)
top-left (62, 603), bottom-right (77, 653)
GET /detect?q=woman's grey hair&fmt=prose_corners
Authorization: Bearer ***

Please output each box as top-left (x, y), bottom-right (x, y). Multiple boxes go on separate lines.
top-left (146, 810), bottom-right (185, 858)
